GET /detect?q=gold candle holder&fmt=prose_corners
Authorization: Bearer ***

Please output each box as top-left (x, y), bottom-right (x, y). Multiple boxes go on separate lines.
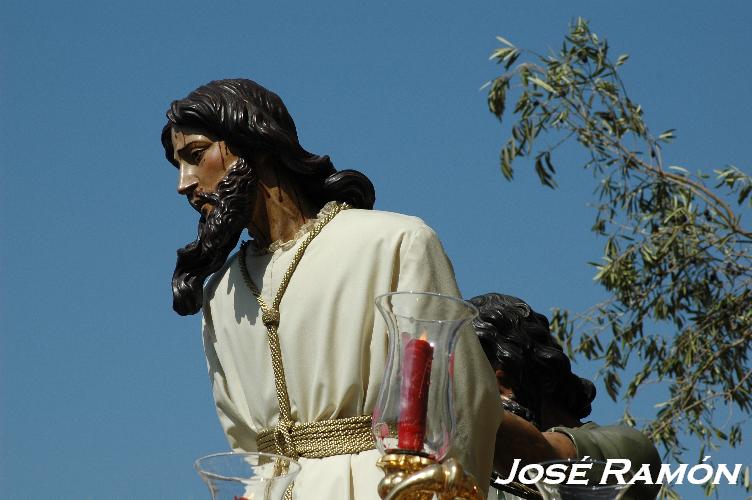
top-left (376, 453), bottom-right (482, 500)
top-left (372, 293), bottom-right (485, 500)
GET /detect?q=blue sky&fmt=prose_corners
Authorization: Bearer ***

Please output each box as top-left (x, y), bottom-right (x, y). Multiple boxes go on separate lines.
top-left (1, 1), bottom-right (749, 498)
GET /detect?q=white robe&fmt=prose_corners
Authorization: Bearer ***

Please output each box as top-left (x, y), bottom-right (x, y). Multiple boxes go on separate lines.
top-left (202, 207), bottom-right (501, 499)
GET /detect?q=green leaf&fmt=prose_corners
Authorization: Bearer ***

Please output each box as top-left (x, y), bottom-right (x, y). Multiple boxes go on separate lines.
top-left (528, 76), bottom-right (556, 93)
top-left (490, 47), bottom-right (513, 61)
top-left (738, 184), bottom-right (751, 205)
top-left (658, 129), bottom-right (676, 141)
top-left (500, 140), bottom-right (515, 180)
top-left (487, 76), bottom-right (510, 119)
top-left (534, 152), bottom-right (557, 188)
top-left (495, 35), bottom-right (515, 47)
top-left (504, 49), bottom-right (521, 70)
top-left (668, 165), bottom-right (688, 175)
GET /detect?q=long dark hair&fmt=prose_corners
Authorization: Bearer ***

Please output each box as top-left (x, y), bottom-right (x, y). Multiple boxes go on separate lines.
top-left (470, 293), bottom-right (596, 424)
top-left (162, 79), bottom-right (375, 315)
top-left (161, 78), bottom-right (375, 210)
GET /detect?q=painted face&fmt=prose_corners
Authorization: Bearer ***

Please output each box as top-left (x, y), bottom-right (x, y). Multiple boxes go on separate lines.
top-left (170, 128), bottom-right (240, 216)
top-left (495, 368), bottom-right (516, 399)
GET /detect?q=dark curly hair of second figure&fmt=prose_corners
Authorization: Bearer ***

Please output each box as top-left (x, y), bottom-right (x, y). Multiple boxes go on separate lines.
top-left (470, 293), bottom-right (596, 429)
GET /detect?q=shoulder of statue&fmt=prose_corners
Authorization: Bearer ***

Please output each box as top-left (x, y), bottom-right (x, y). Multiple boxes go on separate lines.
top-left (340, 208), bottom-right (437, 237)
top-left (203, 251), bottom-right (240, 303)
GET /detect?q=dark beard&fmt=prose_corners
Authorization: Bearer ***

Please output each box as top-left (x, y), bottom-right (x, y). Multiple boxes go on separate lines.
top-left (172, 157), bottom-right (257, 315)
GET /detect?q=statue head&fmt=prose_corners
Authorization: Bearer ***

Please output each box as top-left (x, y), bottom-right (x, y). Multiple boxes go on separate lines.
top-left (161, 79), bottom-right (375, 316)
top-left (470, 293), bottom-right (596, 428)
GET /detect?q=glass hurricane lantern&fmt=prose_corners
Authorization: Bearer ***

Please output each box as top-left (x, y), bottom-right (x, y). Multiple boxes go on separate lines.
top-left (372, 291), bottom-right (483, 500)
top-left (195, 451), bottom-right (301, 500)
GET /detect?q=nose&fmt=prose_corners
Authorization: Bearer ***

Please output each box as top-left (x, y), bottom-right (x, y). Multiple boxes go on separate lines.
top-left (177, 165), bottom-right (198, 195)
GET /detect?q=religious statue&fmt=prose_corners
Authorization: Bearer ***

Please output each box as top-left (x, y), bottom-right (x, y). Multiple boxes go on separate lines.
top-left (471, 293), bottom-right (661, 500)
top-left (160, 79), bottom-right (501, 499)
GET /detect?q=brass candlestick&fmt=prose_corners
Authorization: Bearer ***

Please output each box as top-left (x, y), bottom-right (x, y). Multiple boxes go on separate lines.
top-left (376, 453), bottom-right (482, 500)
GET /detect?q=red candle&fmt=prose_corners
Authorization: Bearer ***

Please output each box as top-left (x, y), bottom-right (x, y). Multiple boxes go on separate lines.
top-left (398, 337), bottom-right (433, 451)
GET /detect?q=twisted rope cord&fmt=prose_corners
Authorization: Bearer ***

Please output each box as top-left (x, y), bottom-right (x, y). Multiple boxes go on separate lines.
top-left (238, 202), bottom-right (375, 460)
top-left (238, 201), bottom-right (350, 459)
top-left (256, 414), bottom-right (375, 458)
top-left (239, 203), bottom-right (356, 500)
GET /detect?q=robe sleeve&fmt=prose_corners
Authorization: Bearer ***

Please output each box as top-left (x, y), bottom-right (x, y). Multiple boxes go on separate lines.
top-left (396, 222), bottom-right (502, 496)
top-left (202, 301), bottom-right (258, 452)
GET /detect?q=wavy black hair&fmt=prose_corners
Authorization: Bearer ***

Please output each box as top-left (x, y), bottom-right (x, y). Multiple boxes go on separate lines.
top-left (470, 293), bottom-right (596, 426)
top-left (161, 78), bottom-right (375, 210)
top-left (162, 79), bottom-right (375, 315)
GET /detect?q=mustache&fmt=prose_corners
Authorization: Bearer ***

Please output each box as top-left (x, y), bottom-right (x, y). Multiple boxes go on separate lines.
top-left (187, 191), bottom-right (221, 214)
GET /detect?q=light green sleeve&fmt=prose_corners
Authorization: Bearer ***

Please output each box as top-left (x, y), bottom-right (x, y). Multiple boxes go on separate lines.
top-left (549, 423), bottom-right (661, 500)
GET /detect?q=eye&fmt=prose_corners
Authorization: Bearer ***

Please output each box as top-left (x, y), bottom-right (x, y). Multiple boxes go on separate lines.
top-left (190, 147), bottom-right (207, 163)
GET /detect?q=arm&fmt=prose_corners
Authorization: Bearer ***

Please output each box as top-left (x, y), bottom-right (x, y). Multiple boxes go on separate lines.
top-left (494, 412), bottom-right (576, 474)
top-left (202, 302), bottom-right (257, 452)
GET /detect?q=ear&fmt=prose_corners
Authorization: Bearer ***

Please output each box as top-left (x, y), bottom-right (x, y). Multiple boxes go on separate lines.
top-left (495, 368), bottom-right (515, 399)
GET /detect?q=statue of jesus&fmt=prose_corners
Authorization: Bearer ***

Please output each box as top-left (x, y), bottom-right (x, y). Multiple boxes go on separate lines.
top-left (160, 78), bottom-right (501, 499)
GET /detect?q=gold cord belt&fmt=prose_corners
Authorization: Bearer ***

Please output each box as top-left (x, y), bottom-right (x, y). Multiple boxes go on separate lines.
top-left (256, 414), bottom-right (375, 459)
top-left (238, 202), bottom-right (376, 461)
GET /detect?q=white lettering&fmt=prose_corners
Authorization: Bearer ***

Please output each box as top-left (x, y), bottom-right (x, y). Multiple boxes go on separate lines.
top-left (629, 463), bottom-right (655, 485)
top-left (713, 464), bottom-right (741, 485)
top-left (519, 464), bottom-right (544, 485)
top-left (494, 459), bottom-right (521, 485)
top-left (656, 464), bottom-right (687, 485)
top-left (688, 457), bottom-right (713, 485)
top-left (545, 463), bottom-right (567, 484)
top-left (601, 459), bottom-right (631, 485)
top-left (495, 457), bottom-right (744, 487)
top-left (568, 463), bottom-right (592, 485)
